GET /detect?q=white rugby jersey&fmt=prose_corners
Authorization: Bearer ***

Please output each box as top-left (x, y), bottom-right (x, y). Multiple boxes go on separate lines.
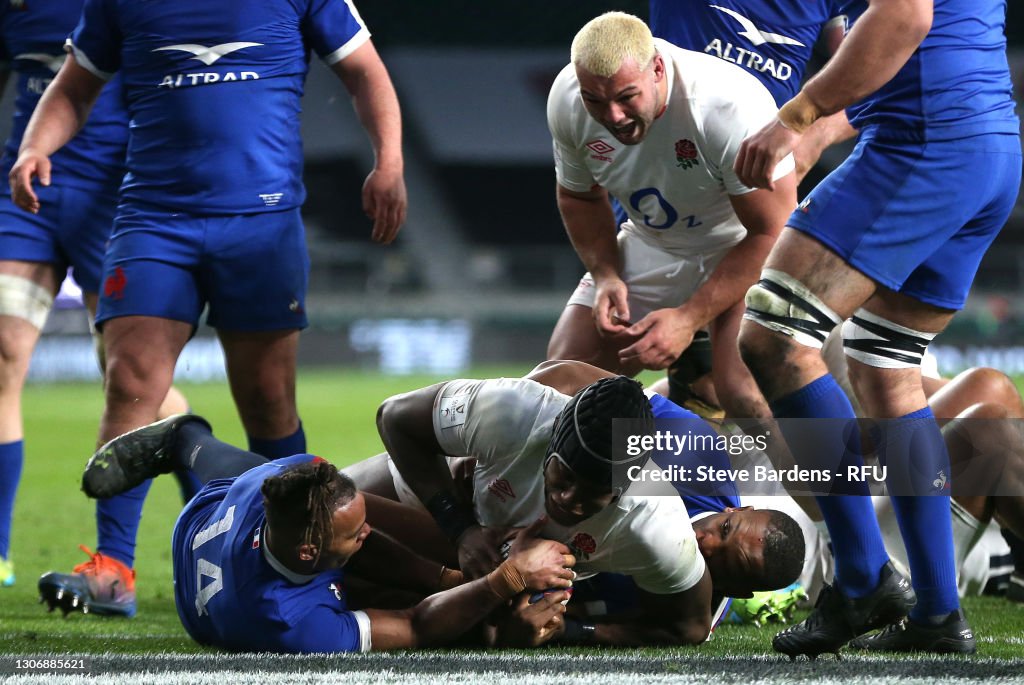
top-left (431, 377), bottom-right (705, 595)
top-left (548, 39), bottom-right (794, 254)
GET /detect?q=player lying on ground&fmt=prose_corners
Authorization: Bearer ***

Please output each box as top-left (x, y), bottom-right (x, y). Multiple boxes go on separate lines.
top-left (653, 338), bottom-right (1024, 607)
top-left (77, 417), bottom-right (575, 652)
top-left (13, 0), bottom-right (406, 617)
top-left (365, 367), bottom-right (804, 646)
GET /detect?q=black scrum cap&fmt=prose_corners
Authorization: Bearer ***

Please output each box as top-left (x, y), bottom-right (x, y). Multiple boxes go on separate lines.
top-left (546, 375), bottom-right (653, 485)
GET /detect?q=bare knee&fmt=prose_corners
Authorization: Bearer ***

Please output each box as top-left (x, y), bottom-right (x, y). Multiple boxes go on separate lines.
top-left (0, 323), bottom-right (38, 395)
top-left (105, 350), bottom-right (173, 409)
top-left (712, 365), bottom-right (770, 420)
top-left (546, 305), bottom-right (630, 373)
top-left (737, 322), bottom-right (804, 401)
top-left (847, 361), bottom-right (928, 417)
top-left (956, 401), bottom-right (1011, 421)
top-left (961, 368), bottom-right (1024, 418)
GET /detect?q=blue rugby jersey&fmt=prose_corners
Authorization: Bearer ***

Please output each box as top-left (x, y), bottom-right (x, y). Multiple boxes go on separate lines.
top-left (67, 0), bottom-right (369, 214)
top-left (844, 0), bottom-right (1019, 140)
top-left (172, 455), bottom-right (369, 653)
top-left (648, 392), bottom-right (741, 515)
top-left (0, 0), bottom-right (127, 191)
top-left (650, 0), bottom-right (852, 105)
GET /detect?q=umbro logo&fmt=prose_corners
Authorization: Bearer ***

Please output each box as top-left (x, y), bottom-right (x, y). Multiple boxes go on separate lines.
top-left (710, 6), bottom-right (805, 47)
top-left (487, 478), bottom-right (516, 503)
top-left (586, 139), bottom-right (615, 163)
top-left (153, 42), bottom-right (263, 66)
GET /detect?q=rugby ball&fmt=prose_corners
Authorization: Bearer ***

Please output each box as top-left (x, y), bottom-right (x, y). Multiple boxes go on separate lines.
top-left (529, 587), bottom-right (573, 606)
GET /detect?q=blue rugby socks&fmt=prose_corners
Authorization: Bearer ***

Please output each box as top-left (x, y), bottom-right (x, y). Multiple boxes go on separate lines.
top-left (0, 440), bottom-right (23, 560)
top-left (96, 479), bottom-right (153, 568)
top-left (770, 374), bottom-right (889, 598)
top-left (172, 467), bottom-right (203, 503)
top-left (248, 421), bottom-right (305, 460)
top-left (880, 407), bottom-right (959, 621)
top-left (178, 420), bottom-right (269, 483)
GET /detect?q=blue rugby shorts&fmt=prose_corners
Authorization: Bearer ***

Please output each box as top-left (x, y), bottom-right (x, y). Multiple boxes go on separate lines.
top-left (95, 203), bottom-right (309, 331)
top-left (787, 129), bottom-right (1021, 310)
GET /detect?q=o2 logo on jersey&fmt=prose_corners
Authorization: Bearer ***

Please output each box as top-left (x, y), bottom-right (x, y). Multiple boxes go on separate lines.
top-left (628, 188), bottom-right (702, 231)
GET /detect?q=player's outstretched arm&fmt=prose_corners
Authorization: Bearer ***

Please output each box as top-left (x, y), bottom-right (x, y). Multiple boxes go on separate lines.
top-left (792, 112), bottom-right (857, 184)
top-left (365, 518), bottom-right (575, 649)
top-left (735, 0), bottom-right (933, 188)
top-left (790, 11), bottom-right (858, 184)
top-left (376, 382), bottom-right (453, 507)
top-left (376, 383), bottom-right (509, 578)
top-left (10, 55), bottom-right (104, 213)
top-left (346, 527), bottom-right (463, 595)
top-left (330, 40), bottom-right (406, 245)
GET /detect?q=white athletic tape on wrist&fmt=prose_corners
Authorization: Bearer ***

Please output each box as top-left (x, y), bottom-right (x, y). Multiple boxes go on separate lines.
top-left (841, 309), bottom-right (936, 369)
top-left (0, 274), bottom-right (54, 330)
top-left (743, 269), bottom-right (841, 349)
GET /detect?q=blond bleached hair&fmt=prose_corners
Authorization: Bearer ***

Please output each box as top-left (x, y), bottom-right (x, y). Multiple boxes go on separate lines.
top-left (570, 12), bottom-right (656, 78)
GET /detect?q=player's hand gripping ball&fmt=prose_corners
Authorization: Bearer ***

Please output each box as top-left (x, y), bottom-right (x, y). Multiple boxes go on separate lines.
top-left (500, 540), bottom-right (575, 606)
top-left (529, 587), bottom-right (574, 606)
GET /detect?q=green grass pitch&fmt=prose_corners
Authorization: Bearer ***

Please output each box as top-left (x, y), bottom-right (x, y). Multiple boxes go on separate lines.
top-left (1, 367), bottom-right (1023, 682)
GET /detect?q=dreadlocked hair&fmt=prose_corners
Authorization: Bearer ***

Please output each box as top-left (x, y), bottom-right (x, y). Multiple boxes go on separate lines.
top-left (261, 460), bottom-right (357, 564)
top-left (547, 375), bottom-right (654, 485)
top-left (757, 509), bottom-right (806, 591)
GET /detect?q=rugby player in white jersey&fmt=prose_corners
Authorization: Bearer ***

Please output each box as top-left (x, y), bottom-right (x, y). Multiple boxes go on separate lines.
top-left (378, 374), bottom-right (711, 646)
top-left (544, 12), bottom-right (797, 432)
top-left (374, 371), bottom-right (805, 646)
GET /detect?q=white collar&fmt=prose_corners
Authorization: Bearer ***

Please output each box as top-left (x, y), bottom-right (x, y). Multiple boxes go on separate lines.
top-left (260, 524), bottom-right (319, 585)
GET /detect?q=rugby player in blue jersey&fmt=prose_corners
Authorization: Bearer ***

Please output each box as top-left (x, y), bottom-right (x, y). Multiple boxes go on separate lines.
top-left (9, 0), bottom-right (405, 614)
top-left (76, 416), bottom-right (574, 653)
top-left (648, 0), bottom-right (861, 194)
top-left (733, 0), bottom-right (1021, 656)
top-left (0, 0), bottom-right (194, 595)
top-left (650, 0), bottom-right (850, 106)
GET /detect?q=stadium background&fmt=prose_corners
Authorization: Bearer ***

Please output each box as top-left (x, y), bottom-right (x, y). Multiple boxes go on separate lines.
top-left (3, 1), bottom-right (1024, 385)
top-left (2, 5), bottom-right (1024, 677)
